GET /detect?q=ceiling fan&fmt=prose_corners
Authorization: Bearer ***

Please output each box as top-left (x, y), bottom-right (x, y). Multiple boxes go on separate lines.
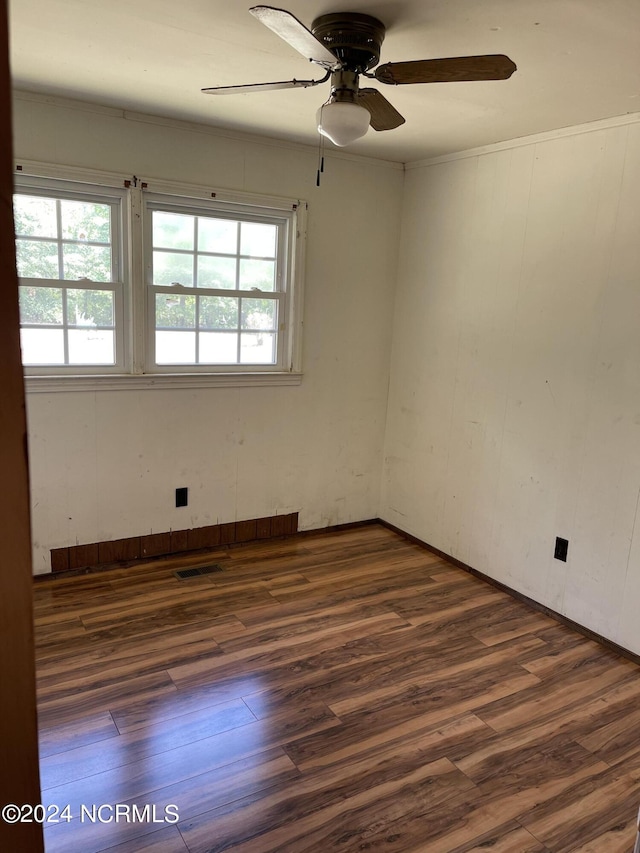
top-left (202, 6), bottom-right (517, 148)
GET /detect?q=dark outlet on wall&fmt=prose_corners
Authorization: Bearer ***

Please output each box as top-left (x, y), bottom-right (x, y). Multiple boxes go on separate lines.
top-left (554, 536), bottom-right (569, 562)
top-left (175, 487), bottom-right (188, 508)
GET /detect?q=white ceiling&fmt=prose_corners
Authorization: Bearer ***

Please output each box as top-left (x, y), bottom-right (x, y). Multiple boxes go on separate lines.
top-left (8, 0), bottom-right (640, 163)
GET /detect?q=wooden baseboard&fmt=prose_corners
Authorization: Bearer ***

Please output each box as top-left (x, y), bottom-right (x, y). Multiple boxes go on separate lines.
top-left (377, 518), bottom-right (640, 667)
top-left (295, 519), bottom-right (378, 537)
top-left (48, 512), bottom-right (299, 576)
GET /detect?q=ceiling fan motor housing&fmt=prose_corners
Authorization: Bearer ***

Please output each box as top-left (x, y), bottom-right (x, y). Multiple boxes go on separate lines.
top-left (311, 13), bottom-right (386, 72)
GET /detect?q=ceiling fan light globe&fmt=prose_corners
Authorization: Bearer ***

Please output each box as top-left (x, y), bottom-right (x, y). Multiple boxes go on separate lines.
top-left (316, 101), bottom-right (370, 147)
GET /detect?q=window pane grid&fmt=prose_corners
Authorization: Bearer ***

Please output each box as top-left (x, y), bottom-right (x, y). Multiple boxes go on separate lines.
top-left (19, 277), bottom-right (119, 291)
top-left (194, 282), bottom-right (201, 365)
top-left (15, 234), bottom-right (111, 248)
top-left (152, 287), bottom-right (280, 366)
top-left (151, 285), bottom-right (279, 298)
top-left (21, 323), bottom-right (115, 330)
top-left (149, 205), bottom-right (285, 369)
top-left (16, 195), bottom-right (117, 283)
top-left (151, 210), bottom-right (279, 293)
top-left (61, 287), bottom-right (69, 364)
top-left (152, 247), bottom-right (276, 261)
top-left (15, 187), bottom-right (123, 370)
top-left (192, 216), bottom-right (199, 298)
top-left (56, 200), bottom-right (64, 281)
top-left (19, 284), bottom-right (118, 366)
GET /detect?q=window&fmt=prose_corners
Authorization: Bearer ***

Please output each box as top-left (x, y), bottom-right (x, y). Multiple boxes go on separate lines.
top-left (146, 196), bottom-right (290, 372)
top-left (14, 167), bottom-right (305, 386)
top-left (14, 180), bottom-right (126, 373)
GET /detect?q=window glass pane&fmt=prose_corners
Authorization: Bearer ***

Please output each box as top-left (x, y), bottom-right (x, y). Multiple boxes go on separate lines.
top-left (239, 259), bottom-right (275, 291)
top-left (16, 239), bottom-right (59, 279)
top-left (63, 244), bottom-right (112, 282)
top-left (241, 298), bottom-right (277, 330)
top-left (13, 184), bottom-right (131, 371)
top-left (199, 296), bottom-right (238, 330)
top-left (153, 211), bottom-right (194, 250)
top-left (156, 331), bottom-right (196, 364)
top-left (61, 200), bottom-right (111, 243)
top-left (240, 332), bottom-right (277, 364)
top-left (19, 286), bottom-right (63, 325)
top-left (153, 251), bottom-right (194, 287)
top-left (67, 289), bottom-right (114, 327)
top-left (155, 294), bottom-right (196, 329)
top-left (14, 195), bottom-right (57, 238)
top-left (68, 329), bottom-right (115, 365)
top-left (20, 328), bottom-right (65, 365)
top-left (240, 222), bottom-right (277, 258)
top-left (198, 217), bottom-right (238, 254)
top-left (197, 255), bottom-right (236, 289)
top-left (199, 332), bottom-right (238, 364)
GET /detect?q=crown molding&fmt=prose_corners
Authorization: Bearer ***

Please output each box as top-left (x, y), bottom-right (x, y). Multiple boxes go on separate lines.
top-left (406, 111), bottom-right (640, 170)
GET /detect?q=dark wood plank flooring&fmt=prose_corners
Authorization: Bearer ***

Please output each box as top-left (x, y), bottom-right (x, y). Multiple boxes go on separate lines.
top-left (33, 524), bottom-right (640, 853)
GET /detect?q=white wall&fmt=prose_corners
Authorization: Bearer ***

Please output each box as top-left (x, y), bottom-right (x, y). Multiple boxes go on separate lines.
top-left (382, 117), bottom-right (640, 653)
top-left (13, 93), bottom-right (403, 573)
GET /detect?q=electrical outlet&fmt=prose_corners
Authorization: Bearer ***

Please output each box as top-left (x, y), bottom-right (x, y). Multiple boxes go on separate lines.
top-left (175, 487), bottom-right (188, 508)
top-left (554, 537), bottom-right (568, 562)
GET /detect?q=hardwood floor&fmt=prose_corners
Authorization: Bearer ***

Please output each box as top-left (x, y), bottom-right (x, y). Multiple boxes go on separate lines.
top-left (32, 524), bottom-right (640, 853)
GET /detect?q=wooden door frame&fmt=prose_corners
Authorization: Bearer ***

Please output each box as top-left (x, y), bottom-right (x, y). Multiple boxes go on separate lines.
top-left (0, 1), bottom-right (44, 849)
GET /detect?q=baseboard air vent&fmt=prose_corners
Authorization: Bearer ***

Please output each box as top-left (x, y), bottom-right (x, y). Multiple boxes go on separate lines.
top-left (174, 564), bottom-right (224, 580)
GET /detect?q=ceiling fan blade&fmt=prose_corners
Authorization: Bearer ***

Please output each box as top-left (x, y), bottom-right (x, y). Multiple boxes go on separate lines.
top-left (358, 88), bottom-right (405, 131)
top-left (202, 76), bottom-right (327, 95)
top-left (375, 55), bottom-right (517, 85)
top-left (250, 6), bottom-right (338, 68)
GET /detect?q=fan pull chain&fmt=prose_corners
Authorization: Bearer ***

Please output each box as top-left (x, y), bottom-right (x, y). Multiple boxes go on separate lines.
top-left (316, 107), bottom-right (326, 187)
top-left (316, 153), bottom-right (325, 187)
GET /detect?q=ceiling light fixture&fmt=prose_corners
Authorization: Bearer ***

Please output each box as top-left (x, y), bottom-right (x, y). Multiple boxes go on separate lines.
top-left (316, 70), bottom-right (370, 147)
top-left (316, 98), bottom-right (370, 147)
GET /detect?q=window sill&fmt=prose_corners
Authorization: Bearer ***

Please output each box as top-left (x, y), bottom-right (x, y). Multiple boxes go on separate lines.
top-left (24, 372), bottom-right (303, 393)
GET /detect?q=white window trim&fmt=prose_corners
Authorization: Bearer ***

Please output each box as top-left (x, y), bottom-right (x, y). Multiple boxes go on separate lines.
top-left (24, 372), bottom-right (303, 393)
top-left (15, 161), bottom-right (306, 391)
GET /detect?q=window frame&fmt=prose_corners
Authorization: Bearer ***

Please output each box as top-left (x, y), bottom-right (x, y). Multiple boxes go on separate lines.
top-left (13, 175), bottom-right (129, 375)
top-left (14, 163), bottom-right (306, 390)
top-left (143, 191), bottom-right (295, 374)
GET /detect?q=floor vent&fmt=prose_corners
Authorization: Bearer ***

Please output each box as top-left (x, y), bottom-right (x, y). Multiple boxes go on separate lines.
top-left (174, 564), bottom-right (224, 580)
